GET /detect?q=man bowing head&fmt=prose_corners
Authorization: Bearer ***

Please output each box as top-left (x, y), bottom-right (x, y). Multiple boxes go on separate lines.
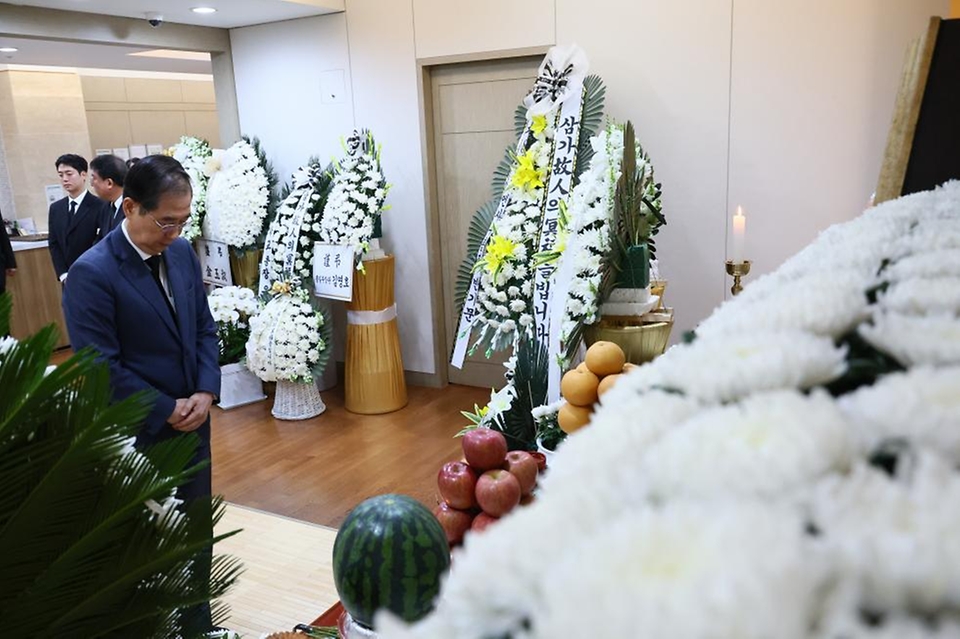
top-left (62, 154), bottom-right (220, 628)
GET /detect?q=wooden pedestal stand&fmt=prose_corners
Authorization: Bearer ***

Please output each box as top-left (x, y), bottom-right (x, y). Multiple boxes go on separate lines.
top-left (344, 255), bottom-right (408, 414)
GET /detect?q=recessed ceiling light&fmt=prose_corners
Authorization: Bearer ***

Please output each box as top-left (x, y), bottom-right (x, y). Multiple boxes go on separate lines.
top-left (191, 6), bottom-right (217, 13)
top-left (0, 47), bottom-right (18, 53)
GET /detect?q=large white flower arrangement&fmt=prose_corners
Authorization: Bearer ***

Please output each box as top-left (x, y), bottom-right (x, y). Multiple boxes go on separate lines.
top-left (260, 162), bottom-right (331, 293)
top-left (379, 181), bottom-right (960, 639)
top-left (467, 112), bottom-right (557, 351)
top-left (203, 137), bottom-right (275, 251)
top-left (169, 136), bottom-right (212, 242)
top-left (318, 130), bottom-right (389, 267)
top-left (208, 285), bottom-right (259, 366)
top-left (245, 285), bottom-right (327, 383)
top-left (553, 124), bottom-right (622, 347)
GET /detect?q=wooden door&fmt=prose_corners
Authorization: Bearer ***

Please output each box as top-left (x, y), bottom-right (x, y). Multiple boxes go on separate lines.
top-left (430, 56), bottom-right (541, 387)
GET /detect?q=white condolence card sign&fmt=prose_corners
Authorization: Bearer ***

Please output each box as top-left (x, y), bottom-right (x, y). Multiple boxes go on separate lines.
top-left (196, 239), bottom-right (233, 287)
top-left (313, 243), bottom-right (355, 301)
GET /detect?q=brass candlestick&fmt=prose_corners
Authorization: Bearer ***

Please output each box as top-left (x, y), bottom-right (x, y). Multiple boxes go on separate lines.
top-left (725, 260), bottom-right (751, 296)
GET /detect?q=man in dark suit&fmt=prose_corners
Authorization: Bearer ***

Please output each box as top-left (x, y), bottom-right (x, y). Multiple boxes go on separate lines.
top-left (89, 154), bottom-right (128, 239)
top-left (0, 209), bottom-right (15, 295)
top-left (47, 153), bottom-right (109, 283)
top-left (62, 155), bottom-right (220, 629)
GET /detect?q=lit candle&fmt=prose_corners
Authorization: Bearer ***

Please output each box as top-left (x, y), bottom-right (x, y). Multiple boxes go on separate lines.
top-left (731, 206), bottom-right (746, 264)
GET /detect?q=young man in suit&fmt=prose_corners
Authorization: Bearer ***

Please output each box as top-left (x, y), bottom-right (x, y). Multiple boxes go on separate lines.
top-left (89, 154), bottom-right (128, 239)
top-left (0, 209), bottom-right (15, 296)
top-left (62, 155), bottom-right (220, 630)
top-left (47, 153), bottom-right (108, 283)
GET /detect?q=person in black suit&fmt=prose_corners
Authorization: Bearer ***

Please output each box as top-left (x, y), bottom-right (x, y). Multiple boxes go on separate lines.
top-left (47, 154), bottom-right (109, 284)
top-left (89, 154), bottom-right (128, 239)
top-left (0, 209), bottom-right (15, 295)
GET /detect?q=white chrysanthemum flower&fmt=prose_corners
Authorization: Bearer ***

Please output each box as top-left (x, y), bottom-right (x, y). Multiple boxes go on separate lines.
top-left (883, 249), bottom-right (960, 283)
top-left (203, 139), bottom-right (271, 248)
top-left (877, 277), bottom-right (960, 316)
top-left (641, 390), bottom-right (852, 500)
top-left (697, 270), bottom-right (872, 339)
top-left (246, 291), bottom-right (324, 383)
top-left (838, 366), bottom-right (960, 460)
top-left (618, 331), bottom-right (847, 404)
top-left (807, 450), bottom-right (960, 612)
top-left (545, 390), bottom-right (703, 494)
top-left (534, 501), bottom-right (822, 639)
top-left (859, 310), bottom-right (960, 368)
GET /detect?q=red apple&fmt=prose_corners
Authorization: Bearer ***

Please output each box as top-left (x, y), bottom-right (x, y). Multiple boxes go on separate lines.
top-left (434, 502), bottom-right (474, 546)
top-left (438, 461), bottom-right (478, 510)
top-left (520, 493), bottom-right (536, 507)
top-left (529, 451), bottom-right (548, 473)
top-left (470, 512), bottom-right (499, 534)
top-left (503, 450), bottom-right (538, 496)
top-left (475, 469), bottom-right (521, 517)
top-left (462, 428), bottom-right (508, 471)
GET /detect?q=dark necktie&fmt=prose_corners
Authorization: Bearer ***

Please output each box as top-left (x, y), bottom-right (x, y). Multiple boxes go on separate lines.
top-left (146, 255), bottom-right (175, 317)
top-left (69, 201), bottom-right (77, 216)
top-left (113, 203), bottom-right (122, 227)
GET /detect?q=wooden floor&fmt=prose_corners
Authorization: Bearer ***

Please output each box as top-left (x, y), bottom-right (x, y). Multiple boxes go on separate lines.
top-left (212, 381), bottom-right (488, 529)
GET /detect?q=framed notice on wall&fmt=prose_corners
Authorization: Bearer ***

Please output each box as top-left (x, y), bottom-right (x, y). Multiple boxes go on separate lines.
top-left (313, 243), bottom-right (355, 301)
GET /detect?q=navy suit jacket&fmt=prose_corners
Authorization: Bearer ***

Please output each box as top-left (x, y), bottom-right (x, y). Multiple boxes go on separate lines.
top-left (98, 200), bottom-right (124, 241)
top-left (62, 228), bottom-right (221, 446)
top-left (48, 193), bottom-right (109, 279)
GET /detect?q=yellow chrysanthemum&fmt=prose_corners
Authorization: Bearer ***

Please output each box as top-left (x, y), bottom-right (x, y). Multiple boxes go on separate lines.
top-left (481, 234), bottom-right (518, 276)
top-left (531, 114), bottom-right (549, 136)
top-left (511, 151), bottom-right (546, 193)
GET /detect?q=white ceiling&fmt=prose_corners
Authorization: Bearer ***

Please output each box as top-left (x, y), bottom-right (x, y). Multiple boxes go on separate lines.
top-left (2, 0), bottom-right (343, 29)
top-left (0, 0), bottom-right (344, 74)
top-left (0, 37), bottom-right (213, 74)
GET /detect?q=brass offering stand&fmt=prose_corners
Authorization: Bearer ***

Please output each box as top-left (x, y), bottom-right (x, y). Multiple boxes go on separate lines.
top-left (725, 260), bottom-right (751, 296)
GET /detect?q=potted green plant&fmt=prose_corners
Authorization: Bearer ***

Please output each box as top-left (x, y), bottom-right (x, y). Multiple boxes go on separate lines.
top-left (0, 293), bottom-right (242, 636)
top-left (208, 285), bottom-right (266, 409)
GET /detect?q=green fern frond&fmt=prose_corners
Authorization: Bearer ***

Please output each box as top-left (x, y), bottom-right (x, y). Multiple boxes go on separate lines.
top-left (454, 199), bottom-right (498, 315)
top-left (572, 75), bottom-right (607, 187)
top-left (490, 146), bottom-right (516, 202)
top-left (496, 336), bottom-right (549, 451)
top-left (513, 103), bottom-right (528, 139)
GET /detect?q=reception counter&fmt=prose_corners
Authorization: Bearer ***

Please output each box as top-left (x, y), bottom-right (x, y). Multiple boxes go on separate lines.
top-left (8, 240), bottom-right (70, 349)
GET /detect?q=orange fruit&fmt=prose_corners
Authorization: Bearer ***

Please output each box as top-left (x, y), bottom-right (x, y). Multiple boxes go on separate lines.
top-left (561, 368), bottom-right (600, 407)
top-left (598, 373), bottom-right (622, 397)
top-left (585, 341), bottom-right (626, 377)
top-left (622, 362), bottom-right (638, 373)
top-left (576, 362), bottom-right (589, 373)
top-left (558, 402), bottom-right (592, 434)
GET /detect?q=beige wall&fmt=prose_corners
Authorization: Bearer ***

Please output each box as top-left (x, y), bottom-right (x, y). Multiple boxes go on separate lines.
top-left (0, 70), bottom-right (92, 231)
top-left (82, 76), bottom-right (220, 153)
top-left (229, 0), bottom-right (952, 379)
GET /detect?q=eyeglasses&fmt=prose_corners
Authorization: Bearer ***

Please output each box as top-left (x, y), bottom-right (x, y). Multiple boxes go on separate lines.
top-left (147, 212), bottom-right (191, 235)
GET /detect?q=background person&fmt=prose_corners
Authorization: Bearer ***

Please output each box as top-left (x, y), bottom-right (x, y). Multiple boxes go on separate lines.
top-left (47, 153), bottom-right (108, 283)
top-left (89, 154), bottom-right (128, 239)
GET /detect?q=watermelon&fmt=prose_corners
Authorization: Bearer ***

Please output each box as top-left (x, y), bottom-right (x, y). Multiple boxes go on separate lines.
top-left (332, 494), bottom-right (451, 629)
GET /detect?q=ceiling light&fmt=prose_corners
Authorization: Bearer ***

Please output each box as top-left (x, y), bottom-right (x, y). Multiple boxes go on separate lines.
top-left (0, 47), bottom-right (18, 53)
top-left (129, 49), bottom-right (212, 61)
top-left (191, 6), bottom-right (217, 13)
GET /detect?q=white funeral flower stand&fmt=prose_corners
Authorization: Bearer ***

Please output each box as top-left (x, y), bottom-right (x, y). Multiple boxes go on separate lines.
top-left (218, 362), bottom-right (266, 409)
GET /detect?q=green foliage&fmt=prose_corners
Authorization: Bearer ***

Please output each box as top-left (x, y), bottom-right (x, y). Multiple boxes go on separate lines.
top-left (217, 319), bottom-right (250, 367)
top-left (0, 294), bottom-right (242, 637)
top-left (454, 199), bottom-right (499, 317)
top-left (490, 146), bottom-right (516, 203)
top-left (572, 75), bottom-right (607, 188)
top-left (310, 298), bottom-right (335, 380)
top-left (495, 337), bottom-right (550, 452)
top-left (825, 329), bottom-right (905, 397)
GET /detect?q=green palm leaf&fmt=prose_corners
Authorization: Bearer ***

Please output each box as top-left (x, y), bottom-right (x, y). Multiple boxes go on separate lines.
top-left (573, 74), bottom-right (607, 187)
top-left (490, 146), bottom-right (516, 202)
top-left (0, 294), bottom-right (241, 637)
top-left (496, 336), bottom-right (549, 451)
top-left (513, 103), bottom-right (527, 139)
top-left (454, 198), bottom-right (498, 315)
